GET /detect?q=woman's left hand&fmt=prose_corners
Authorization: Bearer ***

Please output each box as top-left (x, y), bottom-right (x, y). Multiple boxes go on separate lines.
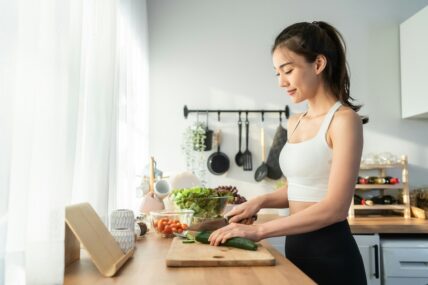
top-left (208, 222), bottom-right (262, 246)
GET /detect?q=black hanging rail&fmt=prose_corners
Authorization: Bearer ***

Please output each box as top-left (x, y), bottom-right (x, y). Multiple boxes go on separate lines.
top-left (183, 105), bottom-right (290, 121)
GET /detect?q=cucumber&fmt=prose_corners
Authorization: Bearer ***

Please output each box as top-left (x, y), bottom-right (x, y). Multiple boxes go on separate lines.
top-left (195, 231), bottom-right (258, 251)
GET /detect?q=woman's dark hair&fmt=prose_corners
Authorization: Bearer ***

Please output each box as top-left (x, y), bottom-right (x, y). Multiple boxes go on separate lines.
top-left (272, 21), bottom-right (365, 117)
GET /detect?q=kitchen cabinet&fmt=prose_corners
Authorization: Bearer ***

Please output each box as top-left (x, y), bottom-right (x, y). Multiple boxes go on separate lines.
top-left (400, 5), bottom-right (428, 119)
top-left (354, 234), bottom-right (381, 285)
top-left (381, 237), bottom-right (428, 284)
top-left (349, 155), bottom-right (411, 218)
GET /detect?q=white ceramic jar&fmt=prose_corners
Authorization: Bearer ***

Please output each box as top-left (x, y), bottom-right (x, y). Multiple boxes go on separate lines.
top-left (110, 209), bottom-right (134, 231)
top-left (110, 228), bottom-right (135, 253)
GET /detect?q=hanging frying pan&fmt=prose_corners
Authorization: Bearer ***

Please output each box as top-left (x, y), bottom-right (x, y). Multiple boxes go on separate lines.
top-left (207, 130), bottom-right (230, 175)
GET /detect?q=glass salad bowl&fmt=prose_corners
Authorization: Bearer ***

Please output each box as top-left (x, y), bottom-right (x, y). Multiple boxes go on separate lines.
top-left (150, 209), bottom-right (194, 238)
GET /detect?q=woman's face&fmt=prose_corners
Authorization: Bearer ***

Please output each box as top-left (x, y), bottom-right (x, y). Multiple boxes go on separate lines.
top-left (272, 46), bottom-right (322, 103)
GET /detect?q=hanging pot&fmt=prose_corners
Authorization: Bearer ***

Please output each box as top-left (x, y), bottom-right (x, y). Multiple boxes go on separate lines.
top-left (207, 130), bottom-right (230, 175)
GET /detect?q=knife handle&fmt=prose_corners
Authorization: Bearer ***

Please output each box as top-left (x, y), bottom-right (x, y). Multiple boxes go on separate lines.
top-left (226, 215), bottom-right (257, 223)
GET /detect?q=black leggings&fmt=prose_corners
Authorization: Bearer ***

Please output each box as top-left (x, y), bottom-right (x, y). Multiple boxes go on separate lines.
top-left (285, 220), bottom-right (367, 285)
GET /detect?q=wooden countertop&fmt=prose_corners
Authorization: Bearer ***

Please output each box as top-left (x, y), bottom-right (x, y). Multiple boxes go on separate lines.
top-left (257, 214), bottom-right (428, 234)
top-left (348, 216), bottom-right (428, 234)
top-left (64, 232), bottom-right (315, 285)
top-left (64, 214), bottom-right (428, 284)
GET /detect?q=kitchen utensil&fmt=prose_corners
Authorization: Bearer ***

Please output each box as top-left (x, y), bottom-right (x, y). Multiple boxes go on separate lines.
top-left (154, 179), bottom-right (171, 200)
top-left (140, 156), bottom-right (167, 213)
top-left (173, 231), bottom-right (190, 239)
top-left (235, 114), bottom-right (244, 166)
top-left (207, 130), bottom-right (230, 175)
top-left (243, 114), bottom-right (252, 171)
top-left (266, 114), bottom-right (288, 179)
top-left (188, 217), bottom-right (229, 231)
top-left (140, 157), bottom-right (165, 213)
top-left (188, 214), bottom-right (257, 231)
top-left (166, 237), bottom-right (275, 267)
top-left (254, 119), bottom-right (268, 181)
top-left (149, 156), bottom-right (155, 192)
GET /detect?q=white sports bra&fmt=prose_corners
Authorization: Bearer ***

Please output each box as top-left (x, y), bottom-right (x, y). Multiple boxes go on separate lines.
top-left (279, 101), bottom-right (342, 202)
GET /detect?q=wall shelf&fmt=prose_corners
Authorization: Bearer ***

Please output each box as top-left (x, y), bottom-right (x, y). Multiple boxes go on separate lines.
top-left (353, 205), bottom-right (407, 210)
top-left (349, 155), bottom-right (411, 219)
top-left (355, 184), bottom-right (405, 190)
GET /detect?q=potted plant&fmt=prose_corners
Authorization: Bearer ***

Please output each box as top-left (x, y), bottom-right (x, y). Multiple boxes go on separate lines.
top-left (182, 121), bottom-right (209, 186)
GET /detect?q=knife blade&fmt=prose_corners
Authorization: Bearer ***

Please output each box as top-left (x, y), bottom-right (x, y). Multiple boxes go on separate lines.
top-left (188, 215), bottom-right (257, 231)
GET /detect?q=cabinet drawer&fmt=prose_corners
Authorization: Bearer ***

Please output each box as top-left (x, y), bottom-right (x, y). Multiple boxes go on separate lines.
top-left (383, 277), bottom-right (428, 285)
top-left (383, 248), bottom-right (428, 278)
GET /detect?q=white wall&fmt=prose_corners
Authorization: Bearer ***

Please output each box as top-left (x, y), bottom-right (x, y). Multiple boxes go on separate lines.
top-left (147, 0), bottom-right (428, 203)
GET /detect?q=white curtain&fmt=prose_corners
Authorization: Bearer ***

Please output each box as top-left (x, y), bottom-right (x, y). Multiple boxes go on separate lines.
top-left (110, 0), bottom-right (150, 215)
top-left (0, 0), bottom-right (149, 284)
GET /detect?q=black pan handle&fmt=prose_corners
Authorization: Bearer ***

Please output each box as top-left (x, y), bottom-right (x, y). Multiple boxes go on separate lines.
top-left (245, 115), bottom-right (249, 151)
top-left (373, 244), bottom-right (379, 279)
top-left (238, 117), bottom-right (242, 151)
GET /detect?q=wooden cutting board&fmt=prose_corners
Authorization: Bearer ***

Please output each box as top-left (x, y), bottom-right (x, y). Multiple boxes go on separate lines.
top-left (166, 237), bottom-right (276, 267)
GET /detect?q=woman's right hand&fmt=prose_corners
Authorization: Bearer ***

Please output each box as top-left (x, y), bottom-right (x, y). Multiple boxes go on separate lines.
top-left (225, 197), bottom-right (263, 224)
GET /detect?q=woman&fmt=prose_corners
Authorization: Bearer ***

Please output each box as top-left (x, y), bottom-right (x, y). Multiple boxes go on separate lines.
top-left (208, 21), bottom-right (367, 285)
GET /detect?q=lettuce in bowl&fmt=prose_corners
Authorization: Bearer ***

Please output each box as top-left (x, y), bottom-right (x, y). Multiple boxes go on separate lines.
top-left (171, 187), bottom-right (232, 218)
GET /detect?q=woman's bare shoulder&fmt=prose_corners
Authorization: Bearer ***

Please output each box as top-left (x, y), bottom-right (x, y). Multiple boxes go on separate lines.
top-left (334, 106), bottom-right (361, 123)
top-left (331, 106), bottom-right (363, 137)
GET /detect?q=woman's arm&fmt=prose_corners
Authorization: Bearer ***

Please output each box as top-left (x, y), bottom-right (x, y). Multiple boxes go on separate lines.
top-left (226, 184), bottom-right (289, 223)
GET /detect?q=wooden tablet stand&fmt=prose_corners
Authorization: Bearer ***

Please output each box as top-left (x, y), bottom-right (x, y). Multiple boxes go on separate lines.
top-left (65, 203), bottom-right (134, 277)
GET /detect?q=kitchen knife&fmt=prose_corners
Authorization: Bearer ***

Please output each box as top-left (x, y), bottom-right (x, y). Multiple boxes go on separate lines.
top-left (188, 215), bottom-right (257, 231)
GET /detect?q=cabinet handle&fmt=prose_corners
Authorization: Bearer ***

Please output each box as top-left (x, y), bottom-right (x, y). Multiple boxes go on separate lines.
top-left (373, 244), bottom-right (379, 279)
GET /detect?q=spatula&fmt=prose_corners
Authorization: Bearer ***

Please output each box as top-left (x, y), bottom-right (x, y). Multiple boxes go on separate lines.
top-left (234, 115), bottom-right (244, 166)
top-left (243, 114), bottom-right (252, 171)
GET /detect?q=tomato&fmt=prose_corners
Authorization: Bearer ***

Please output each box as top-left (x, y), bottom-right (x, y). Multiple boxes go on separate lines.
top-left (177, 228), bottom-right (183, 234)
top-left (158, 223), bottom-right (165, 232)
top-left (164, 226), bottom-right (172, 234)
top-left (182, 224), bottom-right (188, 230)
